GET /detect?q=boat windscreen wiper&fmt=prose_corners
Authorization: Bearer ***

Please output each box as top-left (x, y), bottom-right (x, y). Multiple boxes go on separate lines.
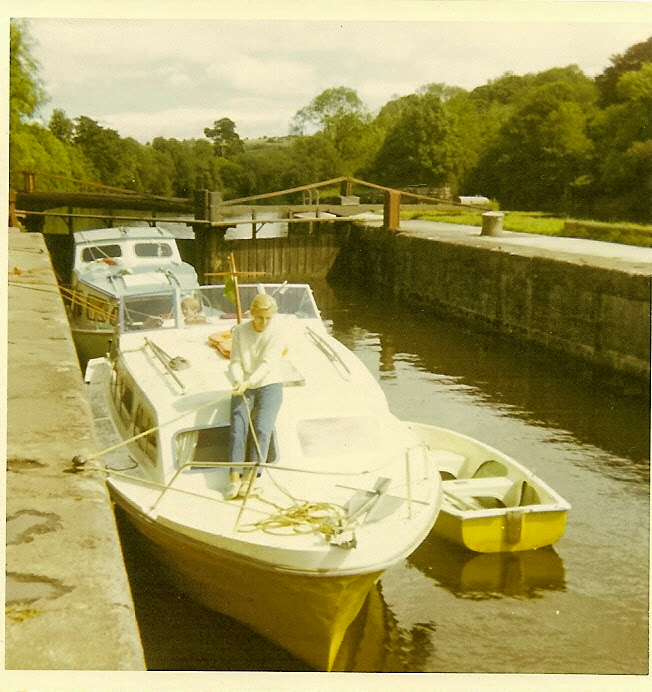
top-left (144, 338), bottom-right (188, 392)
top-left (305, 326), bottom-right (351, 380)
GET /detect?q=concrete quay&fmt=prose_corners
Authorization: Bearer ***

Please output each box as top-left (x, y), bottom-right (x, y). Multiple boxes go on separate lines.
top-left (5, 228), bottom-right (145, 670)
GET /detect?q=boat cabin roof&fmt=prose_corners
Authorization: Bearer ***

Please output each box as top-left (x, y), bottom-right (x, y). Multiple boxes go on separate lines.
top-left (72, 226), bottom-right (196, 298)
top-left (74, 226), bottom-right (178, 245)
top-left (110, 284), bottom-right (398, 477)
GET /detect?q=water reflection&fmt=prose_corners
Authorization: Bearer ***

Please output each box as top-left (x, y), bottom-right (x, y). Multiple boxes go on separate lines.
top-left (334, 580), bottom-right (441, 673)
top-left (409, 532), bottom-right (566, 601)
top-left (323, 282), bottom-right (650, 469)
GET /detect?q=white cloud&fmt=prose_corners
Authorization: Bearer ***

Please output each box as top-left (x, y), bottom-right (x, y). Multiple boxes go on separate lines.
top-left (103, 104), bottom-right (293, 142)
top-left (210, 55), bottom-right (316, 95)
top-left (23, 15), bottom-right (652, 143)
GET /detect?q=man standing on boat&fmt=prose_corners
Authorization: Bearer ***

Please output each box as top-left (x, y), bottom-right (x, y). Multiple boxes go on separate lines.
top-left (227, 293), bottom-right (286, 500)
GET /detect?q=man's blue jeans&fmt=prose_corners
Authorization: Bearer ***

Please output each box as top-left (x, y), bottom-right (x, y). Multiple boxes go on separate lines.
top-left (230, 383), bottom-right (283, 473)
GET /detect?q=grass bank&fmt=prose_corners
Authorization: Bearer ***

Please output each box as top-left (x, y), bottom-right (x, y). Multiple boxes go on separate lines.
top-left (401, 209), bottom-right (652, 248)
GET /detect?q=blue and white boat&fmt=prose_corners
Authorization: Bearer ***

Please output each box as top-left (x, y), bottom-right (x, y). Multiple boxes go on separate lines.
top-left (67, 226), bottom-right (198, 364)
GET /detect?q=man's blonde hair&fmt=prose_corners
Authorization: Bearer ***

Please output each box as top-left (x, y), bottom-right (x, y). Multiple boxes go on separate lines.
top-left (250, 293), bottom-right (278, 315)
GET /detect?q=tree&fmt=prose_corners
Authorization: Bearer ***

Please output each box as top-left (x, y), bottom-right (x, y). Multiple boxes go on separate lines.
top-left (290, 87), bottom-right (368, 135)
top-left (204, 117), bottom-right (244, 158)
top-left (374, 94), bottom-right (421, 133)
top-left (10, 122), bottom-right (96, 190)
top-left (73, 116), bottom-right (144, 188)
top-left (290, 87), bottom-right (378, 176)
top-left (589, 62), bottom-right (652, 220)
top-left (499, 85), bottom-right (594, 210)
top-left (49, 108), bottom-right (74, 143)
top-left (471, 68), bottom-right (598, 212)
top-left (368, 92), bottom-right (452, 188)
top-left (595, 36), bottom-right (652, 106)
top-left (134, 145), bottom-right (175, 196)
top-left (10, 20), bottom-right (46, 131)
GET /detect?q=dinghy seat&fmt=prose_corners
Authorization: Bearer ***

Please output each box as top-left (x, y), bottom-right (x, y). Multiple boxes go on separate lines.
top-left (442, 476), bottom-right (513, 510)
top-left (429, 449), bottom-right (466, 480)
top-left (442, 476), bottom-right (540, 511)
top-left (495, 480), bottom-right (542, 508)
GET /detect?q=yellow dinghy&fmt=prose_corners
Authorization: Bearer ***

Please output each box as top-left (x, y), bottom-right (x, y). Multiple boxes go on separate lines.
top-left (407, 423), bottom-right (570, 553)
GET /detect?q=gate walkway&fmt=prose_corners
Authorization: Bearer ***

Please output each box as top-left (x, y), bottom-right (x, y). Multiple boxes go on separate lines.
top-left (387, 216), bottom-right (652, 275)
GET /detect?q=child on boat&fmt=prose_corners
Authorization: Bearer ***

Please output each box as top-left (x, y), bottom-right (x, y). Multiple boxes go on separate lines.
top-left (181, 296), bottom-right (207, 324)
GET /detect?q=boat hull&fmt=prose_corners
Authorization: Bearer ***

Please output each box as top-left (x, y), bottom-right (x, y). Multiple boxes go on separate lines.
top-left (70, 325), bottom-right (112, 365)
top-left (433, 504), bottom-right (568, 553)
top-left (111, 488), bottom-right (383, 671)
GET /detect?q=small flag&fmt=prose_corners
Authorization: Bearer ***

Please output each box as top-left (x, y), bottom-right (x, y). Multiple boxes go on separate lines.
top-left (224, 276), bottom-right (237, 307)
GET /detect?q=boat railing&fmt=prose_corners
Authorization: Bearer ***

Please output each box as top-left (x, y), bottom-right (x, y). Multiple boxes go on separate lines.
top-left (145, 457), bottom-right (429, 521)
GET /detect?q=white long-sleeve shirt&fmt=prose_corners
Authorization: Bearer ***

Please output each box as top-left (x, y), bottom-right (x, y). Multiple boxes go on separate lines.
top-left (229, 318), bottom-right (286, 389)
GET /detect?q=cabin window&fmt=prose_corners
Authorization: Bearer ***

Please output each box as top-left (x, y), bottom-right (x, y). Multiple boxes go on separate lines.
top-left (296, 416), bottom-right (379, 458)
top-left (82, 244), bottom-right (122, 262)
top-left (134, 405), bottom-right (158, 462)
top-left (134, 242), bottom-right (173, 258)
top-left (118, 381), bottom-right (133, 424)
top-left (174, 426), bottom-right (231, 467)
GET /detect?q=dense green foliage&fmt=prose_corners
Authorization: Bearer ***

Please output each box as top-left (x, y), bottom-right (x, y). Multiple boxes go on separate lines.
top-left (9, 21), bottom-right (652, 223)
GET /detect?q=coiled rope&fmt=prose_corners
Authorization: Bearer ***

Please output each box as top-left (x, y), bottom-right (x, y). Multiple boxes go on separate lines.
top-left (237, 497), bottom-right (349, 539)
top-left (233, 394), bottom-right (352, 540)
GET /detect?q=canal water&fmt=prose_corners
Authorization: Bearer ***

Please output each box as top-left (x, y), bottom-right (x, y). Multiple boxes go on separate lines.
top-left (112, 277), bottom-right (650, 676)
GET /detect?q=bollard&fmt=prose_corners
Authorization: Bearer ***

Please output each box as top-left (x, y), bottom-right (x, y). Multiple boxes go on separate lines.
top-left (481, 211), bottom-right (504, 237)
top-left (8, 188), bottom-right (19, 228)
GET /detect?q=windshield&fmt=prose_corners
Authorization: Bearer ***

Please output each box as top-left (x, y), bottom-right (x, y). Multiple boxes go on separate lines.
top-left (195, 284), bottom-right (320, 319)
top-left (118, 283), bottom-right (320, 333)
top-left (81, 244), bottom-right (122, 262)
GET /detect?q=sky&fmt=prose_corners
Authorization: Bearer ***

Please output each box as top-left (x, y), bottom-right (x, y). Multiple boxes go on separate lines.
top-left (10, 2), bottom-right (652, 145)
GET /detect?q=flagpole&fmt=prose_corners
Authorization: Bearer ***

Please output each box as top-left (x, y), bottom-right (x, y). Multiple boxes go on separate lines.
top-left (229, 252), bottom-right (243, 323)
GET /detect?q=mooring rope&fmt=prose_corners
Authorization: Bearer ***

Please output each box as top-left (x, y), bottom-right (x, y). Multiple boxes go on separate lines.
top-left (74, 392), bottom-right (229, 467)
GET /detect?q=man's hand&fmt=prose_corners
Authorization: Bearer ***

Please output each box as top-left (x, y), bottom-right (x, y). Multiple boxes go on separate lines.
top-left (233, 380), bottom-right (250, 396)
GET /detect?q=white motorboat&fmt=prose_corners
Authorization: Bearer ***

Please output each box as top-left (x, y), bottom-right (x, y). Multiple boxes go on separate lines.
top-left (82, 282), bottom-right (443, 671)
top-left (66, 226), bottom-right (198, 364)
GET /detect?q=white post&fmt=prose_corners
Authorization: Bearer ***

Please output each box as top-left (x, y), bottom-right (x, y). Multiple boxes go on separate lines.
top-left (481, 211), bottom-right (504, 237)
